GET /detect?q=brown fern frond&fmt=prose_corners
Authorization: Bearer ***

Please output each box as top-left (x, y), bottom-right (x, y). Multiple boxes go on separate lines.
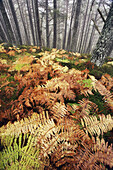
top-left (89, 74), bottom-right (113, 111)
top-left (81, 114), bottom-right (113, 136)
top-left (100, 74), bottom-right (113, 90)
top-left (0, 111), bottom-right (54, 138)
top-left (92, 137), bottom-right (113, 168)
top-left (50, 102), bottom-right (69, 119)
top-left (79, 98), bottom-right (98, 116)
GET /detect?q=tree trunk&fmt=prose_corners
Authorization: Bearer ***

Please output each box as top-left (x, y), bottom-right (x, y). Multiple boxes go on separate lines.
top-left (71, 0), bottom-right (82, 51)
top-left (78, 0), bottom-right (90, 53)
top-left (26, 0), bottom-right (35, 45)
top-left (0, 24), bottom-right (7, 42)
top-left (86, 1), bottom-right (101, 53)
top-left (62, 0), bottom-right (69, 49)
top-left (66, 0), bottom-right (75, 50)
top-left (46, 0), bottom-right (49, 47)
top-left (34, 0), bottom-right (42, 47)
top-left (8, 0), bottom-right (22, 45)
top-left (53, 0), bottom-right (57, 48)
top-left (0, 0), bottom-right (15, 44)
top-left (32, 0), bottom-right (38, 45)
top-left (82, 0), bottom-right (95, 53)
top-left (91, 2), bottom-right (113, 66)
top-left (16, 0), bottom-right (30, 45)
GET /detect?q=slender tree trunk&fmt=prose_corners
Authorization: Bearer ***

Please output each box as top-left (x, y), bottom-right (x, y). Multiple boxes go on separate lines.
top-left (32, 0), bottom-right (38, 45)
top-left (34, 0), bottom-right (42, 47)
top-left (26, 0), bottom-right (35, 45)
top-left (62, 0), bottom-right (69, 49)
top-left (16, 0), bottom-right (30, 45)
top-left (82, 0), bottom-right (95, 53)
top-left (0, 11), bottom-right (9, 42)
top-left (8, 0), bottom-right (22, 45)
top-left (0, 24), bottom-right (7, 42)
top-left (53, 0), bottom-right (57, 48)
top-left (46, 0), bottom-right (50, 47)
top-left (57, 0), bottom-right (61, 49)
top-left (79, 0), bottom-right (90, 53)
top-left (87, 1), bottom-right (101, 53)
top-left (71, 0), bottom-right (82, 51)
top-left (0, 0), bottom-right (15, 44)
top-left (91, 2), bottom-right (113, 66)
top-left (66, 0), bottom-right (75, 50)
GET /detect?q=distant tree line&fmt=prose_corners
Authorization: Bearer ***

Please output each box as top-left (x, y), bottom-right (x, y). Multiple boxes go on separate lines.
top-left (0, 0), bottom-right (113, 65)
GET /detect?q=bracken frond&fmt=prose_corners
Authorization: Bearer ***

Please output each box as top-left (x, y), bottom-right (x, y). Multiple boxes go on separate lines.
top-left (81, 114), bottom-right (113, 136)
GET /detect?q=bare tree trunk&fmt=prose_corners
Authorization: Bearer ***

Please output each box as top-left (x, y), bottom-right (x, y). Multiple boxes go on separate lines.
top-left (82, 0), bottom-right (95, 53)
top-left (8, 0), bottom-right (22, 45)
top-left (78, 0), bottom-right (90, 53)
top-left (16, 0), bottom-right (30, 45)
top-left (0, 24), bottom-right (7, 42)
top-left (91, 2), bottom-right (113, 66)
top-left (26, 0), bottom-right (35, 45)
top-left (46, 0), bottom-right (49, 47)
top-left (53, 0), bottom-right (57, 48)
top-left (34, 0), bottom-right (42, 47)
top-left (71, 0), bottom-right (82, 51)
top-left (32, 0), bottom-right (38, 45)
top-left (62, 0), bottom-right (69, 49)
top-left (66, 0), bottom-right (75, 50)
top-left (57, 0), bottom-right (61, 49)
top-left (86, 1), bottom-right (101, 53)
top-left (0, 0), bottom-right (15, 44)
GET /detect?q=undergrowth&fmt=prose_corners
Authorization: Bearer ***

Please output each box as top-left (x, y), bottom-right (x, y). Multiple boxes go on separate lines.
top-left (0, 43), bottom-right (113, 169)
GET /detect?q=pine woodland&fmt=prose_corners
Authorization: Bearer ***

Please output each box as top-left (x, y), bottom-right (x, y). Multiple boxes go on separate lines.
top-left (0, 0), bottom-right (113, 170)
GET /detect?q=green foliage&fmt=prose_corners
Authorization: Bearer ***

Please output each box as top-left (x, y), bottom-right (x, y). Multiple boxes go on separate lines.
top-left (14, 63), bottom-right (28, 71)
top-left (88, 90), bottom-right (111, 115)
top-left (55, 57), bottom-right (70, 63)
top-left (42, 46), bottom-right (52, 51)
top-left (0, 74), bottom-right (6, 79)
top-left (77, 79), bottom-right (93, 88)
top-left (101, 64), bottom-right (113, 77)
top-left (0, 44), bottom-right (113, 169)
top-left (18, 45), bottom-right (29, 49)
top-left (81, 53), bottom-right (91, 58)
top-left (0, 133), bottom-right (40, 170)
top-left (22, 52), bottom-right (31, 56)
top-left (7, 76), bottom-right (15, 82)
top-left (90, 69), bottom-right (103, 79)
top-left (0, 52), bottom-right (16, 63)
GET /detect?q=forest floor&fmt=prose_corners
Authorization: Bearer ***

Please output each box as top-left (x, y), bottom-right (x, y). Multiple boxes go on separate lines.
top-left (0, 43), bottom-right (113, 169)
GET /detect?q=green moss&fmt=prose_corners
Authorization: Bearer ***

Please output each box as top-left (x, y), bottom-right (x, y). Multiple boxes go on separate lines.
top-left (90, 70), bottom-right (103, 79)
top-left (22, 52), bottom-right (31, 56)
top-left (77, 79), bottom-right (93, 88)
top-left (88, 90), bottom-right (110, 115)
top-left (55, 58), bottom-right (70, 63)
top-left (0, 53), bottom-right (17, 64)
top-left (0, 74), bottom-right (6, 79)
top-left (81, 53), bottom-right (91, 58)
top-left (42, 46), bottom-right (52, 51)
top-left (101, 65), bottom-right (113, 77)
top-left (14, 63), bottom-right (29, 71)
top-left (7, 76), bottom-right (15, 82)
